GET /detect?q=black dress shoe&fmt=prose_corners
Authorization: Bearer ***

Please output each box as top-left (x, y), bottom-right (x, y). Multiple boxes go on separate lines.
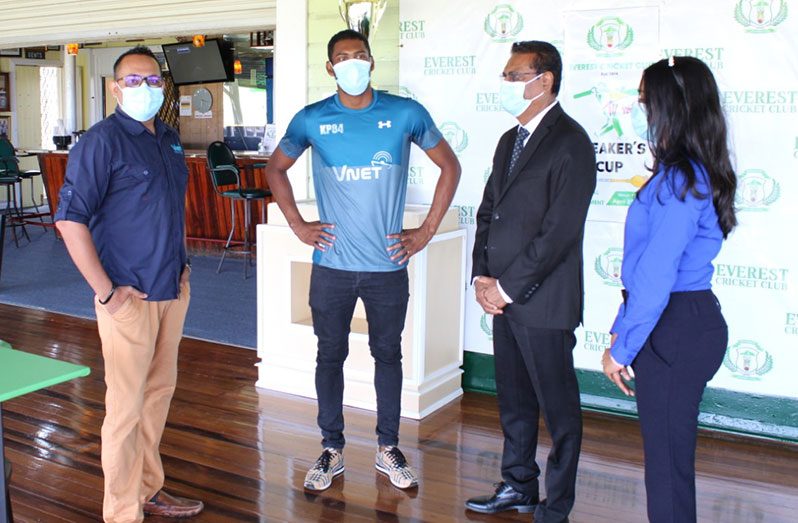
top-left (465, 481), bottom-right (538, 514)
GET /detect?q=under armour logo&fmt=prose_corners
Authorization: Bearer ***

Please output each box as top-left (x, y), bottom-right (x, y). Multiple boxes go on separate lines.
top-left (378, 120), bottom-right (392, 129)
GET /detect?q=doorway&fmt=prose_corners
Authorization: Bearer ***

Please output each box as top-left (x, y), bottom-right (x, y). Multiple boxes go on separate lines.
top-left (12, 64), bottom-right (63, 206)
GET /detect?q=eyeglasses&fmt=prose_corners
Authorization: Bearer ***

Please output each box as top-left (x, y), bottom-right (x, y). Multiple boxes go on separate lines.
top-left (500, 70), bottom-right (541, 82)
top-left (116, 74), bottom-right (164, 88)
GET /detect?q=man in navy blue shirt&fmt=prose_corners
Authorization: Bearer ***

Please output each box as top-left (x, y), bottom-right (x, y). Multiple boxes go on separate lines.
top-left (55, 46), bottom-right (202, 523)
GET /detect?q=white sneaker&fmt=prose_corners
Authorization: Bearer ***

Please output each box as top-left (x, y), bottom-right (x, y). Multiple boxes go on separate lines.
top-left (304, 448), bottom-right (344, 491)
top-left (375, 446), bottom-right (418, 489)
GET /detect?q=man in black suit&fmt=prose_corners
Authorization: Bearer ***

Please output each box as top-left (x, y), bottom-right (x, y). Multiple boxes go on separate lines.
top-left (464, 41), bottom-right (596, 523)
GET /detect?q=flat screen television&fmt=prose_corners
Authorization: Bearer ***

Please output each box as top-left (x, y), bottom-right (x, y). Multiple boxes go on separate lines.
top-left (162, 39), bottom-right (234, 86)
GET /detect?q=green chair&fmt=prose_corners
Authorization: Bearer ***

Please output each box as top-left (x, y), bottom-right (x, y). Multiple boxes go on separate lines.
top-left (206, 141), bottom-right (271, 279)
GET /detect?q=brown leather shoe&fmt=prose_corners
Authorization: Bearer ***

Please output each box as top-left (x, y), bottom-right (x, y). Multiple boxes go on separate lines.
top-left (143, 490), bottom-right (204, 518)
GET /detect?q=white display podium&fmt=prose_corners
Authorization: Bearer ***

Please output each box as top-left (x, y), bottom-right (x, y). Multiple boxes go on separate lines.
top-left (256, 201), bottom-right (466, 419)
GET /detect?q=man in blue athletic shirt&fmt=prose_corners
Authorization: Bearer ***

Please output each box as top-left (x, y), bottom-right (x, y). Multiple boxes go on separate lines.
top-left (265, 29), bottom-right (460, 492)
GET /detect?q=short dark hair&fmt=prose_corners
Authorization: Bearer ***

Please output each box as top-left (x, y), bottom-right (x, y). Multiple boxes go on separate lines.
top-left (510, 41), bottom-right (562, 95)
top-left (113, 46), bottom-right (160, 78)
top-left (327, 29), bottom-right (371, 62)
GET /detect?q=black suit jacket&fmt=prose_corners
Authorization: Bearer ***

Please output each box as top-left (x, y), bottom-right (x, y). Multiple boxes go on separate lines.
top-left (472, 103), bottom-right (596, 331)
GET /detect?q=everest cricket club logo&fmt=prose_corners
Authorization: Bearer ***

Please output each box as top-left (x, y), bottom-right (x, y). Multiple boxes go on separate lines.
top-left (735, 0), bottom-right (788, 33)
top-left (408, 165), bottom-right (424, 185)
top-left (480, 313), bottom-right (493, 341)
top-left (587, 16), bottom-right (634, 56)
top-left (456, 205), bottom-right (476, 226)
top-left (400, 19), bottom-right (426, 40)
top-left (662, 47), bottom-right (726, 71)
top-left (723, 340), bottom-right (774, 380)
top-left (786, 312), bottom-right (798, 335)
top-left (583, 330), bottom-right (612, 352)
top-left (475, 91), bottom-right (502, 112)
top-left (440, 121), bottom-right (469, 154)
top-left (484, 5), bottom-right (523, 43)
top-left (735, 169), bottom-right (781, 211)
top-left (595, 247), bottom-right (624, 287)
top-left (423, 55), bottom-right (477, 76)
top-left (714, 263), bottom-right (789, 291)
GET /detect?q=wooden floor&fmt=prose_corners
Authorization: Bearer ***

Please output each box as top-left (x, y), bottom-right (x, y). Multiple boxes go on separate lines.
top-left (0, 303), bottom-right (796, 523)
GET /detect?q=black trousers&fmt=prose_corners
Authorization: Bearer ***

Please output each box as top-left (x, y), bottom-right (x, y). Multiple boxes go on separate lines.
top-left (632, 290), bottom-right (727, 523)
top-left (309, 265), bottom-right (409, 450)
top-left (493, 315), bottom-right (582, 523)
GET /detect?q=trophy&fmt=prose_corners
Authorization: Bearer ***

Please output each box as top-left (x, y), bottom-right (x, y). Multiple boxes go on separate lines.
top-left (339, 0), bottom-right (388, 40)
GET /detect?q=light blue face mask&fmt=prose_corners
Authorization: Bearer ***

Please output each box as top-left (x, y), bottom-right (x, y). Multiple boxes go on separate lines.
top-left (631, 100), bottom-right (650, 141)
top-left (499, 73), bottom-right (544, 117)
top-left (119, 84), bottom-right (164, 122)
top-left (332, 59), bottom-right (372, 96)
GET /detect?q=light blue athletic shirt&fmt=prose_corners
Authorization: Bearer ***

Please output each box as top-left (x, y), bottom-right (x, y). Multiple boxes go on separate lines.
top-left (278, 90), bottom-right (442, 272)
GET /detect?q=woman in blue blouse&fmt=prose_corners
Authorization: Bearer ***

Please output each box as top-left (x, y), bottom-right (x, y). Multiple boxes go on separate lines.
top-left (602, 56), bottom-right (737, 523)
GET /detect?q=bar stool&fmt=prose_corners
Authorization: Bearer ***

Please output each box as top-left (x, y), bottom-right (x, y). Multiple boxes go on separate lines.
top-left (15, 153), bottom-right (46, 227)
top-left (0, 167), bottom-right (29, 247)
top-left (0, 137), bottom-right (44, 243)
top-left (206, 141), bottom-right (271, 279)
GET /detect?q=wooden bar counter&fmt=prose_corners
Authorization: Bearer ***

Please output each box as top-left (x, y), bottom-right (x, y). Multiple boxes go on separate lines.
top-left (36, 149), bottom-right (272, 252)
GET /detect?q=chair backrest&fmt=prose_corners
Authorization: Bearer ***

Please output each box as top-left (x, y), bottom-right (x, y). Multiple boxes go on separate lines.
top-left (206, 141), bottom-right (240, 189)
top-left (0, 137), bottom-right (19, 176)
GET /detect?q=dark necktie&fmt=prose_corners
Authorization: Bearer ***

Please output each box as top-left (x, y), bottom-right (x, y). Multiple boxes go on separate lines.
top-left (508, 126), bottom-right (530, 175)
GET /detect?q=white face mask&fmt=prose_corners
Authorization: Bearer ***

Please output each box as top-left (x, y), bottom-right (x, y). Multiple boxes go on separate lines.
top-left (117, 84), bottom-right (164, 122)
top-left (332, 59), bottom-right (372, 96)
top-left (499, 73), bottom-right (544, 117)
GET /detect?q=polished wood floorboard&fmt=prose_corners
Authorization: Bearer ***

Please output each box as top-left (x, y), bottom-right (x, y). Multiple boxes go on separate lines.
top-left (0, 303), bottom-right (796, 522)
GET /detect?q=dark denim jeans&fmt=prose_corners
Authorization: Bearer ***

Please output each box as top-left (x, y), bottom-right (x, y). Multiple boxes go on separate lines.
top-left (309, 264), bottom-right (409, 450)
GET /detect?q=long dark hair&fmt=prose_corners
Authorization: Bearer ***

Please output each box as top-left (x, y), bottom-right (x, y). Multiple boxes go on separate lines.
top-left (640, 56), bottom-right (737, 237)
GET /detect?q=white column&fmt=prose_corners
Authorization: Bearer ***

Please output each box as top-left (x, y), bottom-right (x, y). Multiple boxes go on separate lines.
top-left (63, 48), bottom-right (77, 133)
top-left (275, 0), bottom-right (309, 198)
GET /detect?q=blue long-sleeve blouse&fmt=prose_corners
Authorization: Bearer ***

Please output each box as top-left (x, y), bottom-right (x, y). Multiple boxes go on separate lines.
top-left (610, 162), bottom-right (724, 365)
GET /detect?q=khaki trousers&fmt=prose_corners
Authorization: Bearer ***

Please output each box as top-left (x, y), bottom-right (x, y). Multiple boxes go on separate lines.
top-left (95, 282), bottom-right (190, 523)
